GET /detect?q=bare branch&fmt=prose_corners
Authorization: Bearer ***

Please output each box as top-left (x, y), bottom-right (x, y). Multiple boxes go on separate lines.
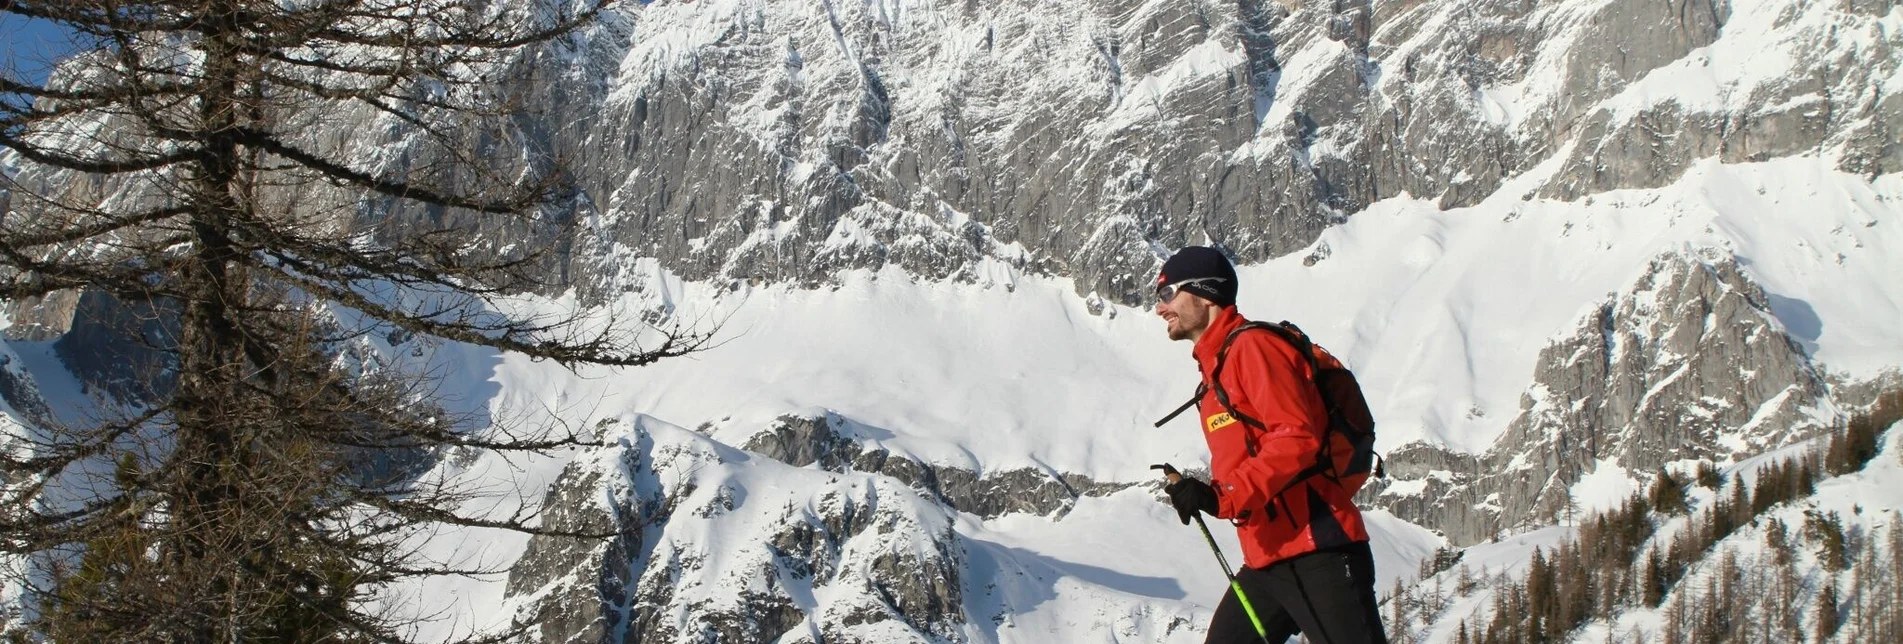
top-left (0, 129), bottom-right (197, 173)
top-left (0, 1), bottom-right (701, 640)
top-left (232, 127), bottom-right (552, 214)
top-left (0, 205), bottom-right (189, 247)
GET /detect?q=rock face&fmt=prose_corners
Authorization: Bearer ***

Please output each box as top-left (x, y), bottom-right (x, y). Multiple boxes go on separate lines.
top-left (484, 0), bottom-right (1899, 305)
top-left (2, 290), bottom-right (176, 405)
top-left (0, 351), bottom-right (53, 434)
top-left (500, 412), bottom-right (1146, 644)
top-left (1368, 251), bottom-right (1837, 545)
top-left (505, 418), bottom-right (978, 644)
top-left (742, 412), bottom-right (1134, 519)
top-left (9, 0), bottom-right (1890, 306)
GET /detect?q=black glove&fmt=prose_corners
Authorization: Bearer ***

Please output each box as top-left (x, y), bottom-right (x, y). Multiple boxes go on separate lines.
top-left (1164, 477), bottom-right (1219, 525)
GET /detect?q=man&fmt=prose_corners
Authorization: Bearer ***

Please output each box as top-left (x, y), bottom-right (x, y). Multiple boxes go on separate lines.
top-left (1153, 246), bottom-right (1388, 644)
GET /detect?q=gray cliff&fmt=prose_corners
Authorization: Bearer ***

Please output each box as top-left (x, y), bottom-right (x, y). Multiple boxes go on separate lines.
top-left (498, 0), bottom-right (1898, 305)
top-left (1368, 250), bottom-right (1838, 545)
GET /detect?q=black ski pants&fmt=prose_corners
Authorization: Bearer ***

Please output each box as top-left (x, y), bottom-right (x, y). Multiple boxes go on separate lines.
top-left (1204, 541), bottom-right (1388, 644)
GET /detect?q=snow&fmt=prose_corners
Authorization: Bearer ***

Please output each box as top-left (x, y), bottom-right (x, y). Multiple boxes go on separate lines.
top-left (1595, 0), bottom-right (1899, 122)
top-left (323, 154), bottom-right (1902, 640)
top-left (455, 153), bottom-right (1903, 480)
top-left (5, 0), bottom-right (1902, 639)
top-left (0, 340), bottom-right (96, 429)
top-left (480, 268), bottom-right (1205, 480)
top-left (1365, 509), bottom-right (1448, 587)
top-left (958, 492), bottom-right (1215, 643)
top-left (1238, 157), bottom-right (1903, 453)
top-left (1090, 38), bottom-right (1245, 138)
top-left (312, 146), bottom-right (1903, 640)
top-left (1395, 423), bottom-right (1903, 643)
top-left (1381, 478), bottom-right (1429, 497)
top-left (1568, 459), bottom-right (1644, 515)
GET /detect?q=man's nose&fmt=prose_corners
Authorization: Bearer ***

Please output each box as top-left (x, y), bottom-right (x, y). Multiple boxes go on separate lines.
top-left (1154, 299), bottom-right (1168, 316)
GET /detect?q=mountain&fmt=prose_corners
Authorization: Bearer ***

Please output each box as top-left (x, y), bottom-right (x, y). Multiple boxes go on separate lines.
top-left (1384, 410), bottom-right (1903, 644)
top-left (3, 0), bottom-right (1902, 642)
top-left (520, 0), bottom-right (1901, 308)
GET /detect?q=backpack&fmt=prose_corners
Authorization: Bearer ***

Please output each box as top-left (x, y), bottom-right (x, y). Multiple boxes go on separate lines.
top-left (1155, 320), bottom-right (1383, 499)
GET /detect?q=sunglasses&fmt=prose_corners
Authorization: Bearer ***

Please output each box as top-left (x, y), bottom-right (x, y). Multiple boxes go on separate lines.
top-left (1155, 277), bottom-right (1226, 303)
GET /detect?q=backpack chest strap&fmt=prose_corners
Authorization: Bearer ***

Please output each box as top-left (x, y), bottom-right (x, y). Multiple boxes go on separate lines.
top-left (1152, 383), bottom-right (1204, 428)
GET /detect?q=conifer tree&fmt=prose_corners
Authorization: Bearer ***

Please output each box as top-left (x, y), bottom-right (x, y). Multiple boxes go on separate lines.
top-left (1661, 589), bottom-right (1689, 644)
top-left (1888, 512), bottom-right (1903, 641)
top-left (1826, 413), bottom-right (1881, 476)
top-left (1457, 562), bottom-right (1479, 595)
top-left (1695, 462), bottom-right (1722, 489)
top-left (1388, 578), bottom-right (1413, 644)
top-left (1815, 579), bottom-right (1840, 644)
top-left (1776, 545), bottom-right (1802, 640)
top-left (1526, 547), bottom-right (1553, 641)
top-left (1766, 517), bottom-right (1794, 567)
top-left (1555, 540), bottom-right (1589, 636)
top-left (1752, 460), bottom-right (1787, 514)
top-left (1431, 569), bottom-right (1449, 616)
top-left (1727, 479), bottom-right (1750, 530)
top-left (1850, 527), bottom-right (1883, 640)
top-left (1692, 577), bottom-right (1724, 644)
top-left (1714, 550), bottom-right (1743, 641)
top-left (1596, 562), bottom-right (1622, 620)
top-left (0, 0), bottom-right (708, 640)
top-left (1808, 511), bottom-right (1849, 572)
top-left (1650, 470), bottom-right (1687, 515)
top-left (1797, 457), bottom-right (1819, 497)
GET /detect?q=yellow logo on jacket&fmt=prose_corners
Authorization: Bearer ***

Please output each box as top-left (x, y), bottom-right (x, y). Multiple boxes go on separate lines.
top-left (1205, 412), bottom-right (1238, 433)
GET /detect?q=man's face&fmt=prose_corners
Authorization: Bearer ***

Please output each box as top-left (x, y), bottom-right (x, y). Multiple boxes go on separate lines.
top-left (1155, 289), bottom-right (1215, 342)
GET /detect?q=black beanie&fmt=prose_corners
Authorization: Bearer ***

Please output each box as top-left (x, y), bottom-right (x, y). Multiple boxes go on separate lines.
top-left (1156, 246), bottom-right (1238, 307)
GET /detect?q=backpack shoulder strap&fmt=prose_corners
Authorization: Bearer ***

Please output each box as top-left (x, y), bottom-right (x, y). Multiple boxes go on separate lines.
top-left (1152, 382), bottom-right (1206, 428)
top-left (1209, 322), bottom-right (1280, 455)
top-left (1213, 321), bottom-right (1343, 491)
top-left (1259, 321), bottom-right (1325, 380)
top-left (1152, 322), bottom-right (1277, 429)
top-left (1152, 321), bottom-right (1320, 435)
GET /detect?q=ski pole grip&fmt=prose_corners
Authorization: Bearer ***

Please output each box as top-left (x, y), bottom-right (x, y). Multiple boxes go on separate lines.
top-left (1150, 463), bottom-right (1183, 484)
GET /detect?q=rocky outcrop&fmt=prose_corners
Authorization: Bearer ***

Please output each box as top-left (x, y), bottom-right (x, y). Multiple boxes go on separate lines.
top-left (507, 462), bottom-right (640, 644)
top-left (507, 418), bottom-right (972, 644)
top-left (9, 2), bottom-right (1893, 307)
top-left (449, 0), bottom-right (1893, 307)
top-left (743, 412), bottom-right (1135, 519)
top-left (3, 289), bottom-right (176, 406)
top-left (1370, 250), bottom-right (1839, 545)
top-left (0, 352), bottom-right (52, 434)
top-left (52, 291), bottom-right (176, 406)
top-left (2, 290), bottom-right (81, 343)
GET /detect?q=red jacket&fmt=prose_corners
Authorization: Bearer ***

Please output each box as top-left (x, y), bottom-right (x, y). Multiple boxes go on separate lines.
top-left (1193, 307), bottom-right (1369, 568)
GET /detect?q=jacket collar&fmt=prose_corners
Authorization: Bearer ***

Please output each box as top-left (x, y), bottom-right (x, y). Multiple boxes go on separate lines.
top-left (1191, 306), bottom-right (1247, 367)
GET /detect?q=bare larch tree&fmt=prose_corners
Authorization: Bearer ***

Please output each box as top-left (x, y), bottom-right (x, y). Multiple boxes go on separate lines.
top-left (0, 0), bottom-right (696, 641)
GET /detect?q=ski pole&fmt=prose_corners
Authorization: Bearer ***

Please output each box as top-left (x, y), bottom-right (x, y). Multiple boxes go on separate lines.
top-left (1153, 463), bottom-right (1272, 644)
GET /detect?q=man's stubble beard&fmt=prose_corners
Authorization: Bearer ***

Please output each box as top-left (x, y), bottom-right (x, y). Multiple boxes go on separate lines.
top-left (1168, 305), bottom-right (1208, 342)
top-left (1168, 324), bottom-right (1193, 341)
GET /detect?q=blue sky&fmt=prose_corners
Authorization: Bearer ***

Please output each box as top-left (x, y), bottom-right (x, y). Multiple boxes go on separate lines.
top-left (2, 13), bottom-right (77, 87)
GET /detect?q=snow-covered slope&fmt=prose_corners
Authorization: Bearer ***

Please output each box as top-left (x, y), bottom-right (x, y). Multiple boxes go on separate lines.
top-left (3, 0), bottom-right (1901, 641)
top-left (295, 153), bottom-right (1893, 642)
top-left (7, 157), bottom-right (1892, 641)
top-left (484, 159), bottom-right (1902, 478)
top-left (1389, 418), bottom-right (1903, 644)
